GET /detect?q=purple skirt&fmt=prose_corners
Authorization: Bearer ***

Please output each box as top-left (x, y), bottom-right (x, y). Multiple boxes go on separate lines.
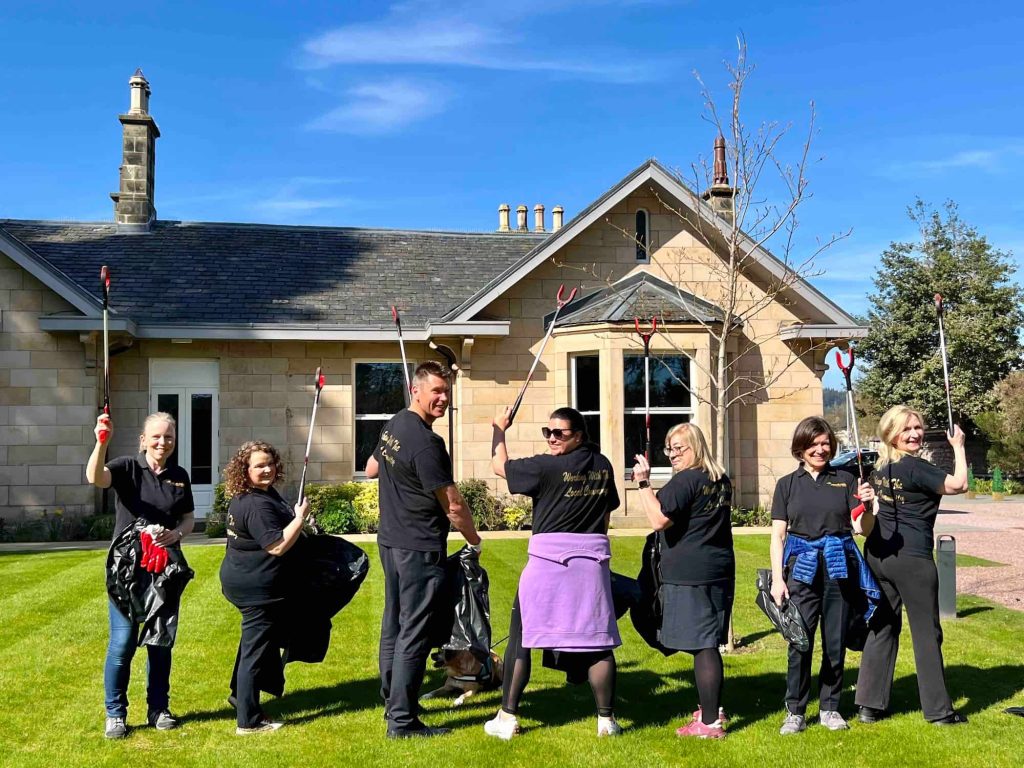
top-left (518, 532), bottom-right (621, 652)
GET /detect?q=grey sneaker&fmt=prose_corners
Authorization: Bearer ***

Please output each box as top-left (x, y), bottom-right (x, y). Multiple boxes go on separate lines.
top-left (104, 716), bottom-right (127, 739)
top-left (148, 709), bottom-right (180, 730)
top-left (820, 710), bottom-right (849, 731)
top-left (779, 712), bottom-right (806, 735)
top-left (236, 716), bottom-right (283, 735)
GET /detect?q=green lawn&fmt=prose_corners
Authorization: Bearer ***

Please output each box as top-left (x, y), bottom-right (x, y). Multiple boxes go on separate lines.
top-left (2, 536), bottom-right (1022, 768)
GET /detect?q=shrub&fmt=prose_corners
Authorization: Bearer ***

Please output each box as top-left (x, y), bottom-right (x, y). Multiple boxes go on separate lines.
top-left (967, 466), bottom-right (976, 492)
top-left (500, 495), bottom-right (533, 530)
top-left (352, 481), bottom-right (380, 532)
top-left (458, 479), bottom-right (502, 531)
top-left (992, 467), bottom-right (1005, 494)
top-left (205, 482), bottom-right (229, 537)
top-left (731, 504), bottom-right (771, 527)
top-left (82, 513), bottom-right (115, 541)
top-left (316, 498), bottom-right (360, 535)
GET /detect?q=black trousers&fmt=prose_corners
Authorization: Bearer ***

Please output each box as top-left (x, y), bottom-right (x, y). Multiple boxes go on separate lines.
top-left (230, 603), bottom-right (287, 728)
top-left (785, 554), bottom-right (857, 715)
top-left (855, 549), bottom-right (954, 721)
top-left (378, 543), bottom-right (446, 731)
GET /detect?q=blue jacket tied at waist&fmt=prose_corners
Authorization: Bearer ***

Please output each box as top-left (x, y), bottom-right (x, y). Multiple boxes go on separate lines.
top-left (784, 533), bottom-right (881, 624)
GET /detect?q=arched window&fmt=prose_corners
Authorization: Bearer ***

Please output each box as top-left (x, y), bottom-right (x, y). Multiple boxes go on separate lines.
top-left (635, 209), bottom-right (649, 261)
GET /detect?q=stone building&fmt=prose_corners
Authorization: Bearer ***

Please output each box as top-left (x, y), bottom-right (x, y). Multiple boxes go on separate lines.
top-left (0, 72), bottom-right (866, 526)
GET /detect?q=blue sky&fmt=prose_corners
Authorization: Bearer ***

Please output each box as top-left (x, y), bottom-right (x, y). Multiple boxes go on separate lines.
top-left (2, 1), bottom-right (1022, 389)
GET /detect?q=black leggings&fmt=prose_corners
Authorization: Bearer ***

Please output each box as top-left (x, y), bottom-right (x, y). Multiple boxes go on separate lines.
top-left (500, 594), bottom-right (617, 717)
top-left (689, 647), bottom-right (724, 724)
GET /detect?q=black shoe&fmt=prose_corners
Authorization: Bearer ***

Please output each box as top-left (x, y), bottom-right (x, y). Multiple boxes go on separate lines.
top-left (386, 725), bottom-right (452, 739)
top-left (857, 706), bottom-right (887, 724)
top-left (147, 709), bottom-right (180, 730)
top-left (932, 711), bottom-right (968, 726)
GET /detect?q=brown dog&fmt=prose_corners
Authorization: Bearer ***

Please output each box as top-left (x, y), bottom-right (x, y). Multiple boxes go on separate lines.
top-left (421, 649), bottom-right (504, 706)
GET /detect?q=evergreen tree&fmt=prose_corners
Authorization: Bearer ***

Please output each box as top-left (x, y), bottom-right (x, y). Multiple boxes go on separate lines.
top-left (859, 201), bottom-right (1024, 427)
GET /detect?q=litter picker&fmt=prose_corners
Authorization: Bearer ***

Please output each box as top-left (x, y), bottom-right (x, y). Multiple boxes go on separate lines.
top-left (296, 367), bottom-right (326, 506)
top-left (634, 316), bottom-right (658, 460)
top-left (98, 266), bottom-right (112, 444)
top-left (508, 283), bottom-right (578, 425)
top-left (934, 294), bottom-right (955, 436)
top-left (391, 305), bottom-right (412, 406)
top-left (836, 346), bottom-right (866, 520)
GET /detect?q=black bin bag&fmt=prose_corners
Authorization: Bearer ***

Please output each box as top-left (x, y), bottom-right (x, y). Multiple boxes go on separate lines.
top-left (754, 568), bottom-right (810, 652)
top-left (434, 545), bottom-right (492, 658)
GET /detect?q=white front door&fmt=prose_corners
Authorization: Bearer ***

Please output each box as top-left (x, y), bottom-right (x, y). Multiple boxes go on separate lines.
top-left (150, 360), bottom-right (219, 519)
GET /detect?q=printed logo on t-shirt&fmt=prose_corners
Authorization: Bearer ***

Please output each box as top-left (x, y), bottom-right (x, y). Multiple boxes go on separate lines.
top-left (379, 429), bottom-right (401, 467)
top-left (875, 474), bottom-right (905, 505)
top-left (562, 469), bottom-right (611, 499)
top-left (826, 481), bottom-right (847, 489)
top-left (163, 479), bottom-right (186, 488)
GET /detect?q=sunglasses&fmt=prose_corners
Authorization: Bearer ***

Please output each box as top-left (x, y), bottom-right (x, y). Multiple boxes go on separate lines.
top-left (542, 427), bottom-right (576, 440)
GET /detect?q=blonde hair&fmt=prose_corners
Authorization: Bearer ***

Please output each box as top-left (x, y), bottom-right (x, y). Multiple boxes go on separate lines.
top-left (665, 422), bottom-right (725, 482)
top-left (875, 404), bottom-right (925, 469)
top-left (138, 411), bottom-right (176, 452)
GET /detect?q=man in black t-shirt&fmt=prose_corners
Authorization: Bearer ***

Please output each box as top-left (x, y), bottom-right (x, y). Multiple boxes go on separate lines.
top-left (365, 361), bottom-right (481, 739)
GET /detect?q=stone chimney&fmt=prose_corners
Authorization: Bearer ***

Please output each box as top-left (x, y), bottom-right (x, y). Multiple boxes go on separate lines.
top-left (701, 134), bottom-right (735, 225)
top-left (516, 205), bottom-right (528, 232)
top-left (552, 205), bottom-right (564, 231)
top-left (497, 203), bottom-right (511, 232)
top-left (110, 69), bottom-right (160, 232)
top-left (533, 204), bottom-right (546, 232)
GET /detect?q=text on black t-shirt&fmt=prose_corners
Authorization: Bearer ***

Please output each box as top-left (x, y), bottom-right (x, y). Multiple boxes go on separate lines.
top-left (657, 468), bottom-right (735, 585)
top-left (867, 455), bottom-right (947, 559)
top-left (504, 443), bottom-right (619, 534)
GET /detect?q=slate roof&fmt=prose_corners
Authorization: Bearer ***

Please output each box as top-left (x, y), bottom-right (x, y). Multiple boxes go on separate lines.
top-left (0, 219), bottom-right (546, 328)
top-left (550, 272), bottom-right (727, 327)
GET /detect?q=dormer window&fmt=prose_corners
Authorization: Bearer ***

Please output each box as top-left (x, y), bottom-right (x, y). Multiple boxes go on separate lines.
top-left (635, 209), bottom-right (649, 261)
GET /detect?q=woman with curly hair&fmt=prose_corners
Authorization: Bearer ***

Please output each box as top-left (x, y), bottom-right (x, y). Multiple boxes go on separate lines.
top-left (219, 440), bottom-right (311, 735)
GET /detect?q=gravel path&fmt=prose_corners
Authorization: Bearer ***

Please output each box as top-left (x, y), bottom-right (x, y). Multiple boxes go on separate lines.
top-left (936, 496), bottom-right (1024, 611)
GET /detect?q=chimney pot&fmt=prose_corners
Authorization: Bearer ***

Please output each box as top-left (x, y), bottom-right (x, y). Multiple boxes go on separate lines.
top-left (533, 204), bottom-right (546, 233)
top-left (552, 205), bottom-right (564, 231)
top-left (112, 70), bottom-right (160, 232)
top-left (497, 203), bottom-right (511, 232)
top-left (713, 135), bottom-right (729, 186)
top-left (516, 205), bottom-right (528, 232)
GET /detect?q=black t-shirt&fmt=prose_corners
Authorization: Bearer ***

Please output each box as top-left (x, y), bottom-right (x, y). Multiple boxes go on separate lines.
top-left (771, 466), bottom-right (859, 539)
top-left (374, 409), bottom-right (454, 552)
top-left (867, 455), bottom-right (947, 559)
top-left (504, 443), bottom-right (619, 534)
top-left (220, 487), bottom-right (297, 606)
top-left (657, 469), bottom-right (735, 585)
top-left (107, 454), bottom-right (194, 539)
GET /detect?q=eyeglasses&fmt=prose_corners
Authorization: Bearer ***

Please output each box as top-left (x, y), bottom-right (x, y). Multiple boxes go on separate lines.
top-left (542, 427), bottom-right (576, 440)
top-left (663, 445), bottom-right (690, 457)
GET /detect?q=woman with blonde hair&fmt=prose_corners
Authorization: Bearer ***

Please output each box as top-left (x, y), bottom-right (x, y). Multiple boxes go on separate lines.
top-left (86, 411), bottom-right (195, 739)
top-left (855, 405), bottom-right (968, 726)
top-left (632, 422), bottom-right (734, 739)
top-left (219, 440), bottom-right (311, 735)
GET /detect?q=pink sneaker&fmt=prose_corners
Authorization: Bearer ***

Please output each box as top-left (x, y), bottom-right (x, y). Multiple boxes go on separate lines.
top-left (676, 718), bottom-right (726, 739)
top-left (691, 707), bottom-right (728, 727)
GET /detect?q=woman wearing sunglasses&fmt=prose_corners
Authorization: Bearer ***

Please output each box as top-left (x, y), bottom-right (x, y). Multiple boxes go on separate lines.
top-left (484, 407), bottom-right (622, 740)
top-left (632, 422), bottom-right (734, 739)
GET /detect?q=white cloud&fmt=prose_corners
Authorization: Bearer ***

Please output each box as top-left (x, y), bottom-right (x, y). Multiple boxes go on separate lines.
top-left (299, 6), bottom-right (657, 83)
top-left (306, 80), bottom-right (448, 134)
top-left (887, 143), bottom-right (1024, 177)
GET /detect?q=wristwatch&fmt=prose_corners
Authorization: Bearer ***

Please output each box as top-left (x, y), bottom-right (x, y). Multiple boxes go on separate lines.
top-left (638, 480), bottom-right (651, 489)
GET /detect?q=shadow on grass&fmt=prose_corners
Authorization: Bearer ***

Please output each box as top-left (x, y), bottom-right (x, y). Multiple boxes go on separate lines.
top-left (888, 664), bottom-right (1024, 718)
top-left (185, 674), bottom-right (383, 725)
top-left (958, 606), bottom-right (994, 618)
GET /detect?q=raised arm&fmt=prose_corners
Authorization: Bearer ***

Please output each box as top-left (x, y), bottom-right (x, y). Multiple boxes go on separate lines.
top-left (942, 425), bottom-right (968, 494)
top-left (86, 414), bottom-right (113, 488)
top-left (491, 407), bottom-right (512, 478)
top-left (630, 454), bottom-right (672, 531)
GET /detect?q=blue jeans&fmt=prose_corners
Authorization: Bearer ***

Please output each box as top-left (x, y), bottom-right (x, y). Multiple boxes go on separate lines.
top-left (104, 600), bottom-right (172, 717)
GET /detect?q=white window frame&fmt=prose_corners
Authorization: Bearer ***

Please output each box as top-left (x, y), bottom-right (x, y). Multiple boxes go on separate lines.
top-left (571, 353), bottom-right (601, 445)
top-left (635, 208), bottom-right (650, 262)
top-left (623, 352), bottom-right (695, 476)
top-left (352, 358), bottom-right (415, 477)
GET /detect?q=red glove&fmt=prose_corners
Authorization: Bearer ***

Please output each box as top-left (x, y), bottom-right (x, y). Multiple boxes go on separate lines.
top-left (140, 531), bottom-right (155, 571)
top-left (150, 543), bottom-right (168, 573)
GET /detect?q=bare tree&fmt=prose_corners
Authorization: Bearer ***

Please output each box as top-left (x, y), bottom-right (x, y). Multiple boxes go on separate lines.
top-left (612, 36), bottom-right (850, 473)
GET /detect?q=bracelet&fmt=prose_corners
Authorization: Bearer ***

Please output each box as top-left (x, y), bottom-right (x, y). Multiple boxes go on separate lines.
top-left (638, 480), bottom-right (651, 489)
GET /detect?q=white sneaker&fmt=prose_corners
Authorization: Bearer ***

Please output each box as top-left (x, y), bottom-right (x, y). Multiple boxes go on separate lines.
top-left (484, 711), bottom-right (520, 740)
top-left (597, 716), bottom-right (623, 737)
top-left (820, 710), bottom-right (850, 731)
